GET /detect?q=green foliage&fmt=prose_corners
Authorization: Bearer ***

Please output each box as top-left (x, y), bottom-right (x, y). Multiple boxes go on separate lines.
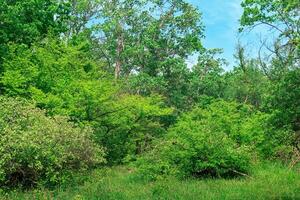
top-left (0, 39), bottom-right (173, 166)
top-left (240, 0), bottom-right (299, 30)
top-left (224, 61), bottom-right (269, 107)
top-left (93, 0), bottom-right (206, 110)
top-left (189, 48), bottom-right (225, 103)
top-left (240, 0), bottom-right (300, 156)
top-left (265, 69), bottom-right (300, 157)
top-left (0, 0), bottom-right (70, 58)
top-left (240, 0), bottom-right (299, 71)
top-left (135, 101), bottom-right (272, 179)
top-left (1, 39), bottom-right (111, 115)
top-left (268, 69), bottom-right (300, 131)
top-left (0, 97), bottom-right (105, 188)
top-left (127, 48), bottom-right (226, 111)
top-left (95, 94), bottom-right (173, 164)
top-left (66, 0), bottom-right (102, 37)
top-left (126, 73), bottom-right (167, 96)
top-left (96, 0), bottom-right (204, 77)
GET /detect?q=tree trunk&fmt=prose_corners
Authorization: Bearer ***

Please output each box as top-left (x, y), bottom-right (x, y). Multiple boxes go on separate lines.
top-left (115, 26), bottom-right (123, 79)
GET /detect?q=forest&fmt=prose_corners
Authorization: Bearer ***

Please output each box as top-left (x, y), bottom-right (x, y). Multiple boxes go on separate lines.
top-left (0, 0), bottom-right (299, 199)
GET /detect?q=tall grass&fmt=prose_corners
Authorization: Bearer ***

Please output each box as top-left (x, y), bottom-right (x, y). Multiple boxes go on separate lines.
top-left (2, 162), bottom-right (299, 200)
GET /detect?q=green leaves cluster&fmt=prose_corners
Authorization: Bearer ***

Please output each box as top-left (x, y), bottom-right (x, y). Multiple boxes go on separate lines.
top-left (0, 97), bottom-right (105, 188)
top-left (135, 101), bottom-right (272, 179)
top-left (0, 0), bottom-right (70, 61)
top-left (1, 39), bottom-right (173, 166)
top-left (95, 94), bottom-right (173, 164)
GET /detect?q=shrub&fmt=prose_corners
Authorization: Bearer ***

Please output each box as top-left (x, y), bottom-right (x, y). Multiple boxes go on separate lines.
top-left (94, 94), bottom-right (173, 164)
top-left (135, 100), bottom-right (270, 179)
top-left (0, 97), bottom-right (105, 188)
top-left (135, 132), bottom-right (252, 180)
top-left (0, 42), bottom-right (173, 165)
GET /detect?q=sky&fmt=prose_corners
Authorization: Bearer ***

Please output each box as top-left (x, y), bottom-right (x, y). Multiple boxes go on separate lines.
top-left (185, 0), bottom-right (258, 70)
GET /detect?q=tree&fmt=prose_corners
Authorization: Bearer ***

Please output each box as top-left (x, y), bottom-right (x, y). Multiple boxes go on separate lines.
top-left (189, 48), bottom-right (225, 103)
top-left (240, 0), bottom-right (300, 74)
top-left (0, 0), bottom-right (70, 93)
top-left (66, 0), bottom-right (102, 38)
top-left (224, 45), bottom-right (270, 107)
top-left (267, 69), bottom-right (300, 152)
top-left (93, 0), bottom-right (204, 79)
top-left (0, 0), bottom-right (69, 46)
top-left (1, 38), bottom-right (175, 164)
top-left (240, 0), bottom-right (300, 157)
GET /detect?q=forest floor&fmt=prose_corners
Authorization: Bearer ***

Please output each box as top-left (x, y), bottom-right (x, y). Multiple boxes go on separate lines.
top-left (2, 162), bottom-right (300, 200)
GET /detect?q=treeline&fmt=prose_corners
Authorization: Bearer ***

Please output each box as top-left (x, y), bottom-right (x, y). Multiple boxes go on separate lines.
top-left (0, 0), bottom-right (299, 188)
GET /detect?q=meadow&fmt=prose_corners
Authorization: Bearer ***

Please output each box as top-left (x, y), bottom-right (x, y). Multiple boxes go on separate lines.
top-left (3, 163), bottom-right (300, 200)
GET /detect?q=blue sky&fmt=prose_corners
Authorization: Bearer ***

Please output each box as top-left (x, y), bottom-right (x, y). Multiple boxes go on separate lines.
top-left (185, 0), bottom-right (257, 69)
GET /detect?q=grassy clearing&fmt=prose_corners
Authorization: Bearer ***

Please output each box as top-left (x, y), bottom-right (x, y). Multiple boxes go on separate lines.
top-left (1, 162), bottom-right (300, 200)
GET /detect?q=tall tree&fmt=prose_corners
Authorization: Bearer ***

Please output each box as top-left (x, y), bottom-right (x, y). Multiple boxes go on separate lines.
top-left (240, 0), bottom-right (300, 154)
top-left (94, 0), bottom-right (204, 79)
top-left (240, 0), bottom-right (300, 75)
top-left (0, 0), bottom-right (70, 46)
top-left (66, 0), bottom-right (102, 38)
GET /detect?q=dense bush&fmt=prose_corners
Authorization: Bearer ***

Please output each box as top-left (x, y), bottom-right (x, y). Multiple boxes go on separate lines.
top-left (95, 94), bottom-right (173, 164)
top-left (268, 69), bottom-right (300, 154)
top-left (0, 41), bottom-right (174, 165)
top-left (0, 97), bottom-right (105, 188)
top-left (135, 101), bottom-right (272, 179)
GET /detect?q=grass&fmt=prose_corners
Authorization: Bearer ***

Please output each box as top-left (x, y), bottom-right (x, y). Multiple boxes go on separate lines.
top-left (1, 162), bottom-right (300, 200)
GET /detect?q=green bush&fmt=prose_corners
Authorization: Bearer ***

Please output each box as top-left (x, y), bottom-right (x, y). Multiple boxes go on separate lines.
top-left (0, 97), bottom-right (105, 188)
top-left (135, 100), bottom-right (271, 179)
top-left (0, 42), bottom-right (174, 165)
top-left (135, 133), bottom-right (252, 180)
top-left (94, 94), bottom-right (173, 164)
